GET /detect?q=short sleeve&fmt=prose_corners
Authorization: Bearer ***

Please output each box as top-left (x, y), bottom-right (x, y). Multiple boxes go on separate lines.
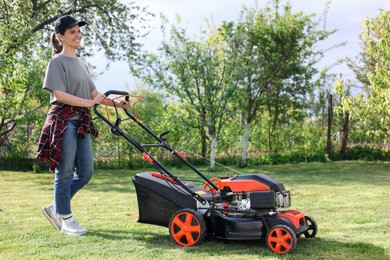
top-left (81, 60), bottom-right (97, 92)
top-left (42, 58), bottom-right (67, 93)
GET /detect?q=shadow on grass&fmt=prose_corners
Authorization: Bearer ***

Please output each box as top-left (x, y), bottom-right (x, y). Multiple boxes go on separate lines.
top-left (88, 229), bottom-right (390, 259)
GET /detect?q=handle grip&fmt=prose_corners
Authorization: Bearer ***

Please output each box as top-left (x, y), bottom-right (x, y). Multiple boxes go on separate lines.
top-left (104, 90), bottom-right (129, 102)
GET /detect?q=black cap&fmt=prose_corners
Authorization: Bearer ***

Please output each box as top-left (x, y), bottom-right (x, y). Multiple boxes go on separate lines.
top-left (54, 15), bottom-right (86, 33)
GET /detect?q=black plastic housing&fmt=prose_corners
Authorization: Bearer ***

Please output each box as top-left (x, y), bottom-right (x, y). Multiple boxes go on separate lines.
top-left (133, 172), bottom-right (202, 227)
top-left (250, 191), bottom-right (276, 209)
top-left (206, 210), bottom-right (266, 240)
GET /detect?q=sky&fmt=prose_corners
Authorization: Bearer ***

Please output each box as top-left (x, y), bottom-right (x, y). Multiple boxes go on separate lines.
top-left (91, 0), bottom-right (390, 94)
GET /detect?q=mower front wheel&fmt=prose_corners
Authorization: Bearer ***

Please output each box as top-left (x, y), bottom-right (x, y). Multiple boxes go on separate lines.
top-left (303, 215), bottom-right (318, 238)
top-left (169, 209), bottom-right (207, 247)
top-left (266, 224), bottom-right (297, 255)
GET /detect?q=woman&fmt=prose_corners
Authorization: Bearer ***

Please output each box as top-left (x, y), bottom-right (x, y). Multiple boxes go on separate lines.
top-left (37, 15), bottom-right (129, 235)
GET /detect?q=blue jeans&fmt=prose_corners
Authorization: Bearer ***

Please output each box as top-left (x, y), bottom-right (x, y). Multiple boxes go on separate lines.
top-left (54, 120), bottom-right (94, 215)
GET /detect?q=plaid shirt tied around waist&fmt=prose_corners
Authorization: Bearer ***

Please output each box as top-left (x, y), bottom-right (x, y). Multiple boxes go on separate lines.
top-left (37, 102), bottom-right (98, 171)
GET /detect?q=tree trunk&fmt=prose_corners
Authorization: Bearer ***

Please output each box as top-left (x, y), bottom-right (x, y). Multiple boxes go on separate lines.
top-left (268, 120), bottom-right (272, 155)
top-left (240, 122), bottom-right (251, 167)
top-left (340, 111), bottom-right (349, 158)
top-left (209, 136), bottom-right (217, 170)
top-left (326, 94), bottom-right (333, 156)
top-left (201, 128), bottom-right (207, 158)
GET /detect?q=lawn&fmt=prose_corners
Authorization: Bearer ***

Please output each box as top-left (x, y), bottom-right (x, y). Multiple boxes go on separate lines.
top-left (0, 161), bottom-right (389, 259)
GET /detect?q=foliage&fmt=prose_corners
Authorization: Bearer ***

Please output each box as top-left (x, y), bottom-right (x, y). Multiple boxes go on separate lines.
top-left (344, 10), bottom-right (390, 145)
top-left (0, 0), bottom-right (152, 152)
top-left (219, 0), bottom-right (335, 165)
top-left (1, 1), bottom-right (389, 170)
top-left (133, 16), bottom-right (237, 169)
top-left (330, 146), bottom-right (390, 161)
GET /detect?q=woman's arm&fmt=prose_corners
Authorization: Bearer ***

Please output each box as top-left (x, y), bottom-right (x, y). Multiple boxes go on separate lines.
top-left (53, 90), bottom-right (106, 107)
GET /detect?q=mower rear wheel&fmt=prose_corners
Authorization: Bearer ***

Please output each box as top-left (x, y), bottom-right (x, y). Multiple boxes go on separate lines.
top-left (266, 225), bottom-right (297, 255)
top-left (169, 209), bottom-right (207, 247)
top-left (303, 215), bottom-right (318, 238)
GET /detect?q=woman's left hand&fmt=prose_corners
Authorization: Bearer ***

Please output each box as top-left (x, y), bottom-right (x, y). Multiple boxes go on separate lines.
top-left (119, 100), bottom-right (130, 109)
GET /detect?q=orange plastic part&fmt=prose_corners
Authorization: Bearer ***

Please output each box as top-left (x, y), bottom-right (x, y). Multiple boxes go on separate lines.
top-left (147, 172), bottom-right (178, 184)
top-left (277, 210), bottom-right (305, 229)
top-left (218, 179), bottom-right (271, 192)
top-left (175, 151), bottom-right (186, 160)
top-left (202, 177), bottom-right (220, 194)
top-left (142, 152), bottom-right (153, 164)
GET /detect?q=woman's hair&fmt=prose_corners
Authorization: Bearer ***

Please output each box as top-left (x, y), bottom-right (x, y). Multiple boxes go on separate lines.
top-left (51, 30), bottom-right (65, 56)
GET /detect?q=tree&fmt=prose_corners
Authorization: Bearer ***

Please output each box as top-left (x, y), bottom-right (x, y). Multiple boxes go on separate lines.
top-left (345, 9), bottom-right (390, 145)
top-left (133, 18), bottom-right (236, 169)
top-left (0, 0), bottom-right (152, 153)
top-left (219, 0), bottom-right (335, 165)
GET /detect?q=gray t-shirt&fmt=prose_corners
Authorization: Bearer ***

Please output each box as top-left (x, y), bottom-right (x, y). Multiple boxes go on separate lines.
top-left (43, 54), bottom-right (96, 103)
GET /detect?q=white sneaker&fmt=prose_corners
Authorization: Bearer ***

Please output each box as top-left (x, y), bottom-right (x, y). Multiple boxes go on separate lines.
top-left (61, 216), bottom-right (88, 235)
top-left (42, 204), bottom-right (62, 230)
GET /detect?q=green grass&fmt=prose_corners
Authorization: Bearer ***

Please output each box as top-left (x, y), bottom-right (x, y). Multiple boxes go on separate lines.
top-left (0, 161), bottom-right (389, 259)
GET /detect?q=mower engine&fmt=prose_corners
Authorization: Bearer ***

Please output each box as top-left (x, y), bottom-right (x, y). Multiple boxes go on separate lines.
top-left (206, 174), bottom-right (291, 215)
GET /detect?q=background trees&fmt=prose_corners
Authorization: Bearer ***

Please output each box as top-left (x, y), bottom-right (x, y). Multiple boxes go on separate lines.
top-left (220, 2), bottom-right (335, 166)
top-left (342, 10), bottom-right (390, 146)
top-left (134, 0), bottom-right (339, 168)
top-left (0, 0), bottom-right (151, 157)
top-left (133, 19), bottom-right (237, 169)
top-left (0, 1), bottom-right (388, 170)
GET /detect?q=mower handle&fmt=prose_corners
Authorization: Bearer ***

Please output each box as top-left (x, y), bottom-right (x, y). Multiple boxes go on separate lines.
top-left (103, 90), bottom-right (130, 102)
top-left (93, 89), bottom-right (130, 127)
top-left (93, 90), bottom-right (129, 115)
top-left (93, 90), bottom-right (219, 197)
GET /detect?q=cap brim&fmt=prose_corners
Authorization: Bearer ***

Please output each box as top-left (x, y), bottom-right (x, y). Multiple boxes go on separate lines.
top-left (78, 21), bottom-right (87, 27)
top-left (66, 20), bottom-right (87, 29)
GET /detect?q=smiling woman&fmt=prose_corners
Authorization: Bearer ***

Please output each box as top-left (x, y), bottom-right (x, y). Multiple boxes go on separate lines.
top-left (36, 15), bottom-right (130, 237)
top-left (55, 26), bottom-right (83, 53)
top-left (52, 15), bottom-right (86, 56)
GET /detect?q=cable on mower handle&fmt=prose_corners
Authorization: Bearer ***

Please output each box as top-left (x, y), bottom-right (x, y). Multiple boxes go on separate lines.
top-left (93, 90), bottom-right (130, 122)
top-left (93, 90), bottom-right (129, 113)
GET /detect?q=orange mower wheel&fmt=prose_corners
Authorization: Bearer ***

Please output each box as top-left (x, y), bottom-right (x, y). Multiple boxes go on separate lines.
top-left (266, 225), bottom-right (297, 255)
top-left (168, 209), bottom-right (207, 247)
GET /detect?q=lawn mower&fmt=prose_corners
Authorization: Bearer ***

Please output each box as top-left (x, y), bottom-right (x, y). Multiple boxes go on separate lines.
top-left (94, 90), bottom-right (318, 255)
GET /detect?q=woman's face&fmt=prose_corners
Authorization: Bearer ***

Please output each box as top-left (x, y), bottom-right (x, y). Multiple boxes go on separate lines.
top-left (58, 25), bottom-right (82, 49)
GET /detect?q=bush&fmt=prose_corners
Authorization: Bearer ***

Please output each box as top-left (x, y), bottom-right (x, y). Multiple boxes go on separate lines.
top-left (0, 150), bottom-right (29, 171)
top-left (331, 146), bottom-right (390, 161)
top-left (2, 145), bottom-right (388, 171)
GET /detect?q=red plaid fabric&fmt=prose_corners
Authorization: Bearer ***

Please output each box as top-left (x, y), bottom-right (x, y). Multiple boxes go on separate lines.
top-left (37, 102), bottom-right (98, 171)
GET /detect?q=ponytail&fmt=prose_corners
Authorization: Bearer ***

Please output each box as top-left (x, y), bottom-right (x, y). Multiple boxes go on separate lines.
top-left (51, 32), bottom-right (63, 56)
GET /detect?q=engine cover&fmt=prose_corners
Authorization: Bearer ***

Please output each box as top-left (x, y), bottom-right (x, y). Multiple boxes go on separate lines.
top-left (230, 174), bottom-right (286, 191)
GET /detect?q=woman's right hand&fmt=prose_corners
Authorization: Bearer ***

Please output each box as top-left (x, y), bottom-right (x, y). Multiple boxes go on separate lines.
top-left (91, 93), bottom-right (106, 106)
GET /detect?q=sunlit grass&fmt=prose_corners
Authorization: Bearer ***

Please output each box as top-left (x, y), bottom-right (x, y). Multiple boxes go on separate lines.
top-left (0, 161), bottom-right (389, 259)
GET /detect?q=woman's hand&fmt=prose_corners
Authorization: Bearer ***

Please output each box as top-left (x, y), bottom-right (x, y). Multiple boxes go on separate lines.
top-left (53, 90), bottom-right (102, 108)
top-left (92, 93), bottom-right (106, 105)
top-left (118, 100), bottom-right (130, 109)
